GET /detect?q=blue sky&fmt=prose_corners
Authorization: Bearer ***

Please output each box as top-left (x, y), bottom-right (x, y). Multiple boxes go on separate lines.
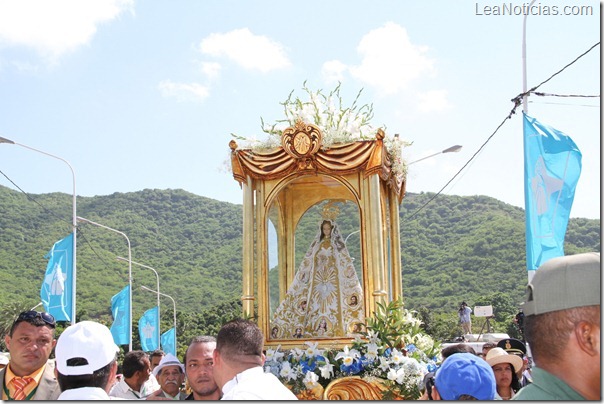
top-left (0, 0), bottom-right (600, 219)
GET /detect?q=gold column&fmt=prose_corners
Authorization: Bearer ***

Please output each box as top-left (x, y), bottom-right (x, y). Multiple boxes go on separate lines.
top-left (369, 174), bottom-right (388, 304)
top-left (241, 176), bottom-right (255, 317)
top-left (389, 188), bottom-right (402, 300)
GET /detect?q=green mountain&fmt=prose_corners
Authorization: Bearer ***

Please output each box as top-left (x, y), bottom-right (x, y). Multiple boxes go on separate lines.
top-left (0, 185), bottom-right (599, 350)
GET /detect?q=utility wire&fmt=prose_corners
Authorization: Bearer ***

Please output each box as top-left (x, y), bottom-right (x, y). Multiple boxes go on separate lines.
top-left (0, 168), bottom-right (72, 232)
top-left (403, 41), bottom-right (599, 223)
top-left (533, 92), bottom-right (599, 98)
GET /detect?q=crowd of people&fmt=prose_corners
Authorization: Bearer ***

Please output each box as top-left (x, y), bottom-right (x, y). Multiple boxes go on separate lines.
top-left (0, 252), bottom-right (599, 400)
top-left (417, 252), bottom-right (600, 400)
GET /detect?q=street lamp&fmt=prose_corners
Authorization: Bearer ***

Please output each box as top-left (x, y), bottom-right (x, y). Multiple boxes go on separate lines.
top-left (0, 136), bottom-right (78, 323)
top-left (141, 285), bottom-right (177, 354)
top-left (118, 257), bottom-right (161, 349)
top-left (522, 0), bottom-right (537, 114)
top-left (408, 145), bottom-right (463, 166)
top-left (77, 216), bottom-right (132, 351)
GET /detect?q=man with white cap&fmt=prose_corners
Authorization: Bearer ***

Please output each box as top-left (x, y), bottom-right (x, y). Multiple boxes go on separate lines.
top-left (54, 320), bottom-right (120, 400)
top-left (146, 354), bottom-right (186, 400)
top-left (513, 252), bottom-right (600, 400)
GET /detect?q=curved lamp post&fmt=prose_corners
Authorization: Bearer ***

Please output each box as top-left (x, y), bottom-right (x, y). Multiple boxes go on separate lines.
top-left (0, 136), bottom-right (78, 323)
top-left (118, 257), bottom-right (161, 349)
top-left (77, 216), bottom-right (132, 351)
top-left (408, 145), bottom-right (463, 166)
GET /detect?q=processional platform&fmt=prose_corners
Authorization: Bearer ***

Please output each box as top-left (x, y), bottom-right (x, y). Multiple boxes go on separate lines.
top-left (230, 120), bottom-right (406, 348)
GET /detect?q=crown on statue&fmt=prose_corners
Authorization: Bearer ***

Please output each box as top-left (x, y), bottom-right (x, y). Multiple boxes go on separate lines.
top-left (321, 200), bottom-right (342, 221)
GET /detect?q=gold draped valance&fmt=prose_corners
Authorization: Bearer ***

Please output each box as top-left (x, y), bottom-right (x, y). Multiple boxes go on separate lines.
top-left (229, 129), bottom-right (406, 203)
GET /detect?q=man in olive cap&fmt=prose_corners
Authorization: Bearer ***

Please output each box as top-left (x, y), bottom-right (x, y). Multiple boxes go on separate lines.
top-left (513, 252), bottom-right (600, 400)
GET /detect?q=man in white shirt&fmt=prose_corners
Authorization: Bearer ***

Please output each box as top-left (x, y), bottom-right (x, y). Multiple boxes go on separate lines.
top-left (109, 350), bottom-right (154, 399)
top-left (54, 321), bottom-right (120, 400)
top-left (212, 319), bottom-right (297, 400)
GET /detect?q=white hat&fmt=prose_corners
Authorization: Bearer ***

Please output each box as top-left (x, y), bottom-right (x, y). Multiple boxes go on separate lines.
top-left (153, 353), bottom-right (184, 377)
top-left (56, 321), bottom-right (119, 376)
top-left (485, 347), bottom-right (523, 373)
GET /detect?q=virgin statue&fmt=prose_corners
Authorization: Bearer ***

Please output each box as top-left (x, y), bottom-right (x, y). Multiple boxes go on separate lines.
top-left (270, 217), bottom-right (365, 339)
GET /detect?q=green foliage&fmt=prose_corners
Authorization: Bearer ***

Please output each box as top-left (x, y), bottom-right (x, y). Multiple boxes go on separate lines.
top-left (0, 185), bottom-right (599, 354)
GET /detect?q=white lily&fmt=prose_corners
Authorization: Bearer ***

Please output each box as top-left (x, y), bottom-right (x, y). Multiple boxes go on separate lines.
top-left (304, 341), bottom-right (320, 357)
top-left (265, 345), bottom-right (284, 362)
top-left (334, 346), bottom-right (360, 367)
top-left (319, 360), bottom-right (335, 379)
top-left (279, 361), bottom-right (296, 381)
top-left (390, 348), bottom-right (405, 365)
top-left (303, 371), bottom-right (320, 389)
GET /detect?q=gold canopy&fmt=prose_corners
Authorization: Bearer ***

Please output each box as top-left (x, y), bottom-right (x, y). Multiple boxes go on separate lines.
top-left (229, 122), bottom-right (406, 204)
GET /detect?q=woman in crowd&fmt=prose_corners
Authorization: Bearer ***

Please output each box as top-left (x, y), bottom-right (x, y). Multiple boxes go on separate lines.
top-left (485, 347), bottom-right (523, 400)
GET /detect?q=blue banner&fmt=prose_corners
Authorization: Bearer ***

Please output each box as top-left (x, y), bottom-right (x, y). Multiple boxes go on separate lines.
top-left (40, 233), bottom-right (74, 322)
top-left (523, 113), bottom-right (582, 271)
top-left (161, 327), bottom-right (176, 356)
top-left (139, 306), bottom-right (159, 352)
top-left (110, 285), bottom-right (130, 346)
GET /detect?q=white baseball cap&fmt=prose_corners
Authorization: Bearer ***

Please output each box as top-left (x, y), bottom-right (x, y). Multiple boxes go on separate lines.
top-left (153, 353), bottom-right (185, 377)
top-left (56, 321), bottom-right (119, 376)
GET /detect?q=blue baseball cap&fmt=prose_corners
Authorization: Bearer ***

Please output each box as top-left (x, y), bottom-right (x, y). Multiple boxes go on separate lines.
top-left (435, 353), bottom-right (496, 400)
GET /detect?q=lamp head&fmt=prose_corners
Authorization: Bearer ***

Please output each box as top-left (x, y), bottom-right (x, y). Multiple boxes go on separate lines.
top-left (443, 145), bottom-right (462, 154)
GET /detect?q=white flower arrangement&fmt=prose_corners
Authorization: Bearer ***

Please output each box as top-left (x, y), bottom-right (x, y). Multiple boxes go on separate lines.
top-left (263, 298), bottom-right (440, 399)
top-left (231, 82), bottom-right (412, 178)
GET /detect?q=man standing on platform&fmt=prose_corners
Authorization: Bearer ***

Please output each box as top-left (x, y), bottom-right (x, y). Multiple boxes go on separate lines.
top-left (1, 311), bottom-right (60, 400)
top-left (458, 302), bottom-right (472, 335)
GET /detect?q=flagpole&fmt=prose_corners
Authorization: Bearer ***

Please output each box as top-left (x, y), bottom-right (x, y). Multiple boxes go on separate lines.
top-left (77, 216), bottom-right (132, 351)
top-left (522, 0), bottom-right (537, 283)
top-left (0, 136), bottom-right (78, 323)
top-left (118, 257), bottom-right (161, 349)
top-left (141, 286), bottom-right (176, 354)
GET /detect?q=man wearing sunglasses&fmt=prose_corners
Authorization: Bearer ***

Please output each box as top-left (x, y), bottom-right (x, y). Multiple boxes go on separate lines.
top-left (1, 310), bottom-right (60, 400)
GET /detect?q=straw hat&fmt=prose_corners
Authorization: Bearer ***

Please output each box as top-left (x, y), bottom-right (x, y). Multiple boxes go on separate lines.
top-left (485, 347), bottom-right (523, 373)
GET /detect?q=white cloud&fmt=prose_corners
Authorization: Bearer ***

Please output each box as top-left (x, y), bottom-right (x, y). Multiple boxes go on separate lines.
top-left (349, 22), bottom-right (434, 95)
top-left (0, 0), bottom-right (133, 61)
top-left (321, 60), bottom-right (348, 84)
top-left (158, 80), bottom-right (210, 103)
top-left (199, 28), bottom-right (290, 73)
top-left (201, 62), bottom-right (221, 81)
top-left (417, 90), bottom-right (451, 112)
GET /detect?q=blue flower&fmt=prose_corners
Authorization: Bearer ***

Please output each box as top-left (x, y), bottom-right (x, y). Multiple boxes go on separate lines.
top-left (300, 358), bottom-right (316, 373)
top-left (340, 359), bottom-right (363, 375)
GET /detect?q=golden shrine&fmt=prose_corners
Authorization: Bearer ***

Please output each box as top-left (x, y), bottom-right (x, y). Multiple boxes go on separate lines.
top-left (229, 119), bottom-right (407, 349)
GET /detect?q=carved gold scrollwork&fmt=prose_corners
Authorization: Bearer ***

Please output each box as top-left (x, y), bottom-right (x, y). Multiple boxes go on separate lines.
top-left (281, 120), bottom-right (322, 161)
top-left (322, 376), bottom-right (403, 400)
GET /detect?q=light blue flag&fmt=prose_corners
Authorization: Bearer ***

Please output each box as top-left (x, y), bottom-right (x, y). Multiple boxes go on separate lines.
top-left (139, 306), bottom-right (159, 352)
top-left (161, 327), bottom-right (176, 356)
top-left (40, 233), bottom-right (74, 322)
top-left (523, 113), bottom-right (582, 271)
top-left (110, 285), bottom-right (131, 346)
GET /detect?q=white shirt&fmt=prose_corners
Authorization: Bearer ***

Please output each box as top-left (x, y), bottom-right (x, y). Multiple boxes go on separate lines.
top-left (58, 387), bottom-right (112, 400)
top-left (109, 378), bottom-right (150, 399)
top-left (221, 367), bottom-right (298, 400)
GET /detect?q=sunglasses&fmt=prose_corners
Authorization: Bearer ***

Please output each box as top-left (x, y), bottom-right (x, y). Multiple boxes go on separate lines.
top-left (16, 311), bottom-right (56, 328)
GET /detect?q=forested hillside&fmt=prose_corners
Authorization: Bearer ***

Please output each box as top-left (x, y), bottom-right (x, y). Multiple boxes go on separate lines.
top-left (0, 185), bottom-right (599, 350)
